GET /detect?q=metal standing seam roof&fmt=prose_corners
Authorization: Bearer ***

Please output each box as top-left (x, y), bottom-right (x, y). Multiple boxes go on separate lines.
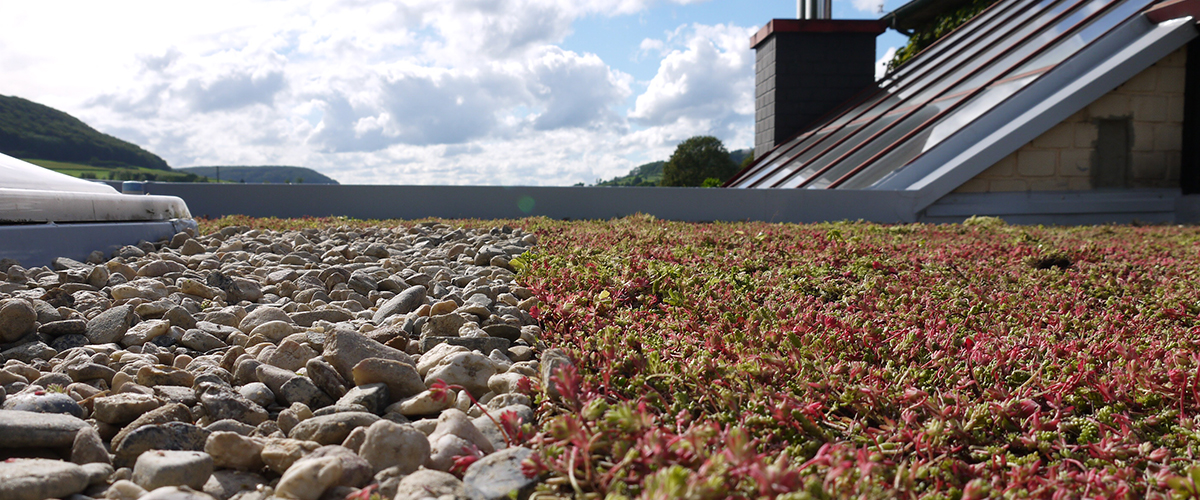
top-left (727, 0), bottom-right (1200, 206)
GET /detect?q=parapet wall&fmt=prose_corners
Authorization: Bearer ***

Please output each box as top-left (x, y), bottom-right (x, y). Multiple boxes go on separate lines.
top-left (129, 183), bottom-right (919, 224)
top-left (115, 182), bottom-right (1196, 226)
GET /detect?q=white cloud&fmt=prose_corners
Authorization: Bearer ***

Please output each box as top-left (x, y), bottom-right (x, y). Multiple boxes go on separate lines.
top-left (875, 46), bottom-right (898, 80)
top-left (629, 24), bottom-right (757, 146)
top-left (0, 0), bottom-right (752, 186)
top-left (638, 38), bottom-right (667, 58)
top-left (184, 71), bottom-right (287, 112)
top-left (527, 48), bottom-right (632, 131)
top-left (302, 45), bottom-right (631, 153)
top-left (850, 0), bottom-right (886, 14)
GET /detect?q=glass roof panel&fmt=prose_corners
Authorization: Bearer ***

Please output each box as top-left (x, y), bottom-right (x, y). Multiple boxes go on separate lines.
top-left (900, 0), bottom-right (1086, 105)
top-left (1014, 0), bottom-right (1155, 74)
top-left (834, 74), bottom-right (1038, 189)
top-left (770, 112), bottom-right (911, 187)
top-left (822, 0), bottom-right (1148, 188)
top-left (794, 98), bottom-right (958, 188)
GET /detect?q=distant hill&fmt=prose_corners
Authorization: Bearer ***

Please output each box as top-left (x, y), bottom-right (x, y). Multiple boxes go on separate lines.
top-left (729, 148), bottom-right (752, 167)
top-left (596, 148), bottom-right (752, 187)
top-left (597, 161), bottom-right (665, 187)
top-left (0, 94), bottom-right (170, 170)
top-left (178, 166), bottom-right (339, 185)
top-left (26, 159), bottom-right (209, 183)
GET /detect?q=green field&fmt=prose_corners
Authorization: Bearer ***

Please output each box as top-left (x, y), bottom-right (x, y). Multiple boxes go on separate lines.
top-left (23, 159), bottom-right (213, 183)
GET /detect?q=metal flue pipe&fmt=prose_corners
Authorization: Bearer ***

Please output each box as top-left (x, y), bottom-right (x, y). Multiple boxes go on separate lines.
top-left (798, 0), bottom-right (832, 19)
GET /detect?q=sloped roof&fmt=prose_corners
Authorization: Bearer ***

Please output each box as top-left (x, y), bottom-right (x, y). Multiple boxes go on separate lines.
top-left (728, 0), bottom-right (1200, 209)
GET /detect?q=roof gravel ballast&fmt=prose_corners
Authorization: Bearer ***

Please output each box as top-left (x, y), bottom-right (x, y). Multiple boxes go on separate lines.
top-left (0, 153), bottom-right (196, 267)
top-left (729, 0), bottom-right (1200, 222)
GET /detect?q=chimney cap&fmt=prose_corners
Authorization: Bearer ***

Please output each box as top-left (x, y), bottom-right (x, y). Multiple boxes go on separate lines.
top-left (750, 19), bottom-right (888, 49)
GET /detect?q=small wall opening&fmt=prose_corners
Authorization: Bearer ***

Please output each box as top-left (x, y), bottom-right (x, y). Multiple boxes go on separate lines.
top-left (1183, 38), bottom-right (1200, 194)
top-left (1093, 118), bottom-right (1131, 188)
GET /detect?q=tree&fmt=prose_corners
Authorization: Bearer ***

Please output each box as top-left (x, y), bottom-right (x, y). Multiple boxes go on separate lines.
top-left (660, 136), bottom-right (738, 187)
top-left (740, 150), bottom-right (756, 170)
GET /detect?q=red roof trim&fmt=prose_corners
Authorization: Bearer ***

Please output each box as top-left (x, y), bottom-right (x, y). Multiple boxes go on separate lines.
top-left (750, 19), bottom-right (889, 48)
top-left (1146, 0), bottom-right (1200, 23)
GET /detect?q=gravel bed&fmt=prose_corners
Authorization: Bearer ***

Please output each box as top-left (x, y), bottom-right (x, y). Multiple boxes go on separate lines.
top-left (0, 222), bottom-right (560, 500)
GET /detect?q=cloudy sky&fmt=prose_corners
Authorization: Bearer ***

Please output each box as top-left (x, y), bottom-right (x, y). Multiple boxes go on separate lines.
top-left (0, 0), bottom-right (908, 185)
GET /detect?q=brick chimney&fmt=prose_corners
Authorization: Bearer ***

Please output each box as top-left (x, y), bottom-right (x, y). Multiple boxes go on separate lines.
top-left (752, 9), bottom-right (887, 158)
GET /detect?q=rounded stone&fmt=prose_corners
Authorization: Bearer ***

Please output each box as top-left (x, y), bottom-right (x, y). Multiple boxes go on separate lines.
top-left (2, 391), bottom-right (86, 418)
top-left (86, 305), bottom-right (137, 344)
top-left (423, 351), bottom-right (497, 399)
top-left (351, 358), bottom-right (427, 401)
top-left (371, 285), bottom-right (426, 324)
top-left (260, 438), bottom-right (322, 475)
top-left (93, 393), bottom-right (163, 424)
top-left (202, 470), bottom-right (267, 500)
top-left (273, 456), bottom-right (342, 500)
top-left (0, 458), bottom-right (90, 500)
top-left (392, 469), bottom-right (467, 500)
top-left (133, 450), bottom-right (214, 491)
top-left (294, 445), bottom-right (372, 489)
top-left (288, 412), bottom-right (380, 445)
top-left (238, 382), bottom-right (275, 408)
top-left (321, 327), bottom-right (414, 381)
top-left (114, 422), bottom-right (211, 467)
top-left (238, 307), bottom-right (294, 334)
top-left (385, 389), bottom-right (453, 416)
top-left (0, 410), bottom-right (89, 448)
top-left (140, 485), bottom-right (219, 500)
top-left (180, 329), bottom-right (226, 353)
top-left (358, 420), bottom-right (429, 474)
top-left (463, 446), bottom-right (537, 500)
top-left (38, 318), bottom-right (88, 337)
top-left (138, 364), bottom-right (195, 387)
top-left (197, 385), bottom-right (268, 426)
top-left (277, 402), bottom-right (313, 435)
top-left (0, 299), bottom-right (37, 343)
top-left (204, 431), bottom-right (265, 471)
top-left (248, 320), bottom-right (294, 343)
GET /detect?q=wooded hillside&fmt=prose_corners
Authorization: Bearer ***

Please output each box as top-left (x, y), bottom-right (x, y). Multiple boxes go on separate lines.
top-left (0, 94), bottom-right (170, 170)
top-left (178, 166), bottom-right (339, 185)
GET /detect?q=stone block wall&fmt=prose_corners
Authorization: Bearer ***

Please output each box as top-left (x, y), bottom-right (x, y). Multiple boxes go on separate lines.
top-left (954, 45), bottom-right (1186, 193)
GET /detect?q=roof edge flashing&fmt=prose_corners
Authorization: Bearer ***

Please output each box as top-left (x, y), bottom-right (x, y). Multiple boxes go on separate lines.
top-left (1147, 0), bottom-right (1200, 23)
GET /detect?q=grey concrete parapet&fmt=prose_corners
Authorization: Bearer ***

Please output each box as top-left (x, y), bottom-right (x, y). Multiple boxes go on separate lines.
top-left (135, 183), bottom-right (920, 224)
